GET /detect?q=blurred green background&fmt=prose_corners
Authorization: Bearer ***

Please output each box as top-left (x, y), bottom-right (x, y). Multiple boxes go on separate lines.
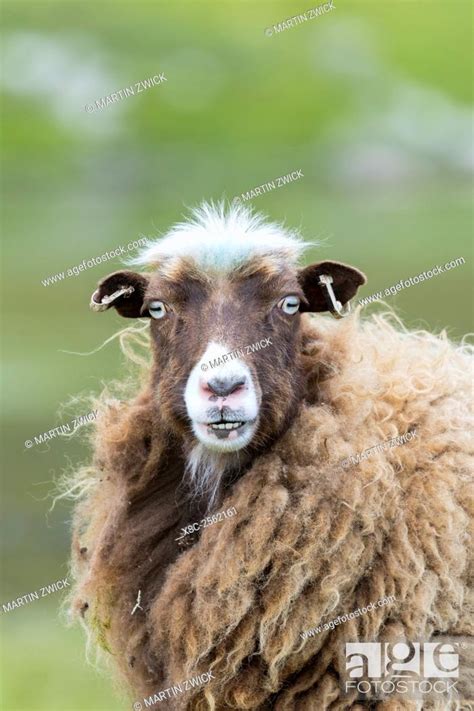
top-left (1, 1), bottom-right (473, 709)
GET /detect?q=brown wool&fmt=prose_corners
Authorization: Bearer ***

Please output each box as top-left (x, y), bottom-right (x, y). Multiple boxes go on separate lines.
top-left (68, 307), bottom-right (473, 709)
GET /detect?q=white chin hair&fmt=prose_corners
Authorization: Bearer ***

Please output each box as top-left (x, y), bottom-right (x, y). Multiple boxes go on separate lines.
top-left (185, 438), bottom-right (253, 509)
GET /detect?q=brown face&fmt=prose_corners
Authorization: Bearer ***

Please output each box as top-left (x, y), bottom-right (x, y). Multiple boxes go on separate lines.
top-left (90, 257), bottom-right (366, 458)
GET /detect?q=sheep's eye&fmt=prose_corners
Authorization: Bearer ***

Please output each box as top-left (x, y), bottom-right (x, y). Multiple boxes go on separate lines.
top-left (278, 295), bottom-right (300, 315)
top-left (148, 300), bottom-right (168, 319)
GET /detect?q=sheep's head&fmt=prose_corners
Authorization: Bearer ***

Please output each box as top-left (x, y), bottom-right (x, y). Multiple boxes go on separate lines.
top-left (90, 205), bottom-right (365, 500)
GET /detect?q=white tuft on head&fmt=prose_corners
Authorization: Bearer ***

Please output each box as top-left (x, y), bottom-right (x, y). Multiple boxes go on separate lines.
top-left (131, 201), bottom-right (310, 272)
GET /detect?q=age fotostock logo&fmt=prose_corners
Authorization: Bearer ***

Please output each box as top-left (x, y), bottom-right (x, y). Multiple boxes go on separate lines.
top-left (345, 642), bottom-right (460, 697)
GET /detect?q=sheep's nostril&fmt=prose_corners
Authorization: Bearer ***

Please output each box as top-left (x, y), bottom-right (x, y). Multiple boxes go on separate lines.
top-left (207, 377), bottom-right (246, 398)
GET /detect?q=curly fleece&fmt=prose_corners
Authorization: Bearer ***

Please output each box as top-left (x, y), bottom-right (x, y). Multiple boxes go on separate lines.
top-left (69, 310), bottom-right (473, 710)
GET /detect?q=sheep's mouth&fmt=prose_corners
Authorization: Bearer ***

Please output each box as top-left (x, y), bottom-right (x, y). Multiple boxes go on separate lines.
top-left (207, 420), bottom-right (246, 431)
top-left (192, 418), bottom-right (257, 450)
top-left (205, 420), bottom-right (249, 439)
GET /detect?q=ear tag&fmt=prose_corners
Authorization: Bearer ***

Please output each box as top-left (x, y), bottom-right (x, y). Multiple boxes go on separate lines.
top-left (90, 285), bottom-right (135, 312)
top-left (318, 274), bottom-right (350, 319)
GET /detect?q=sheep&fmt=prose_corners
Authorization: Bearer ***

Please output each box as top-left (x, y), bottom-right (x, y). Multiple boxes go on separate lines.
top-left (68, 202), bottom-right (473, 710)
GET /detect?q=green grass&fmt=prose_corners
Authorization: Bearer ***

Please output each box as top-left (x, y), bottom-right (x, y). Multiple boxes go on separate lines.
top-left (1, 607), bottom-right (122, 711)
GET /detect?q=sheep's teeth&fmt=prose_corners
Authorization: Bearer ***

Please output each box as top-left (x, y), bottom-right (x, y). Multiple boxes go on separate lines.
top-left (209, 422), bottom-right (243, 430)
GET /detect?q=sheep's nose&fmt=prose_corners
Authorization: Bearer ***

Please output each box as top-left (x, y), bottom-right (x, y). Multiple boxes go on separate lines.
top-left (205, 376), bottom-right (247, 397)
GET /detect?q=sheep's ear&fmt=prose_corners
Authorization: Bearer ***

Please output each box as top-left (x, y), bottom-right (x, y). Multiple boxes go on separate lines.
top-left (90, 270), bottom-right (150, 318)
top-left (298, 261), bottom-right (366, 314)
